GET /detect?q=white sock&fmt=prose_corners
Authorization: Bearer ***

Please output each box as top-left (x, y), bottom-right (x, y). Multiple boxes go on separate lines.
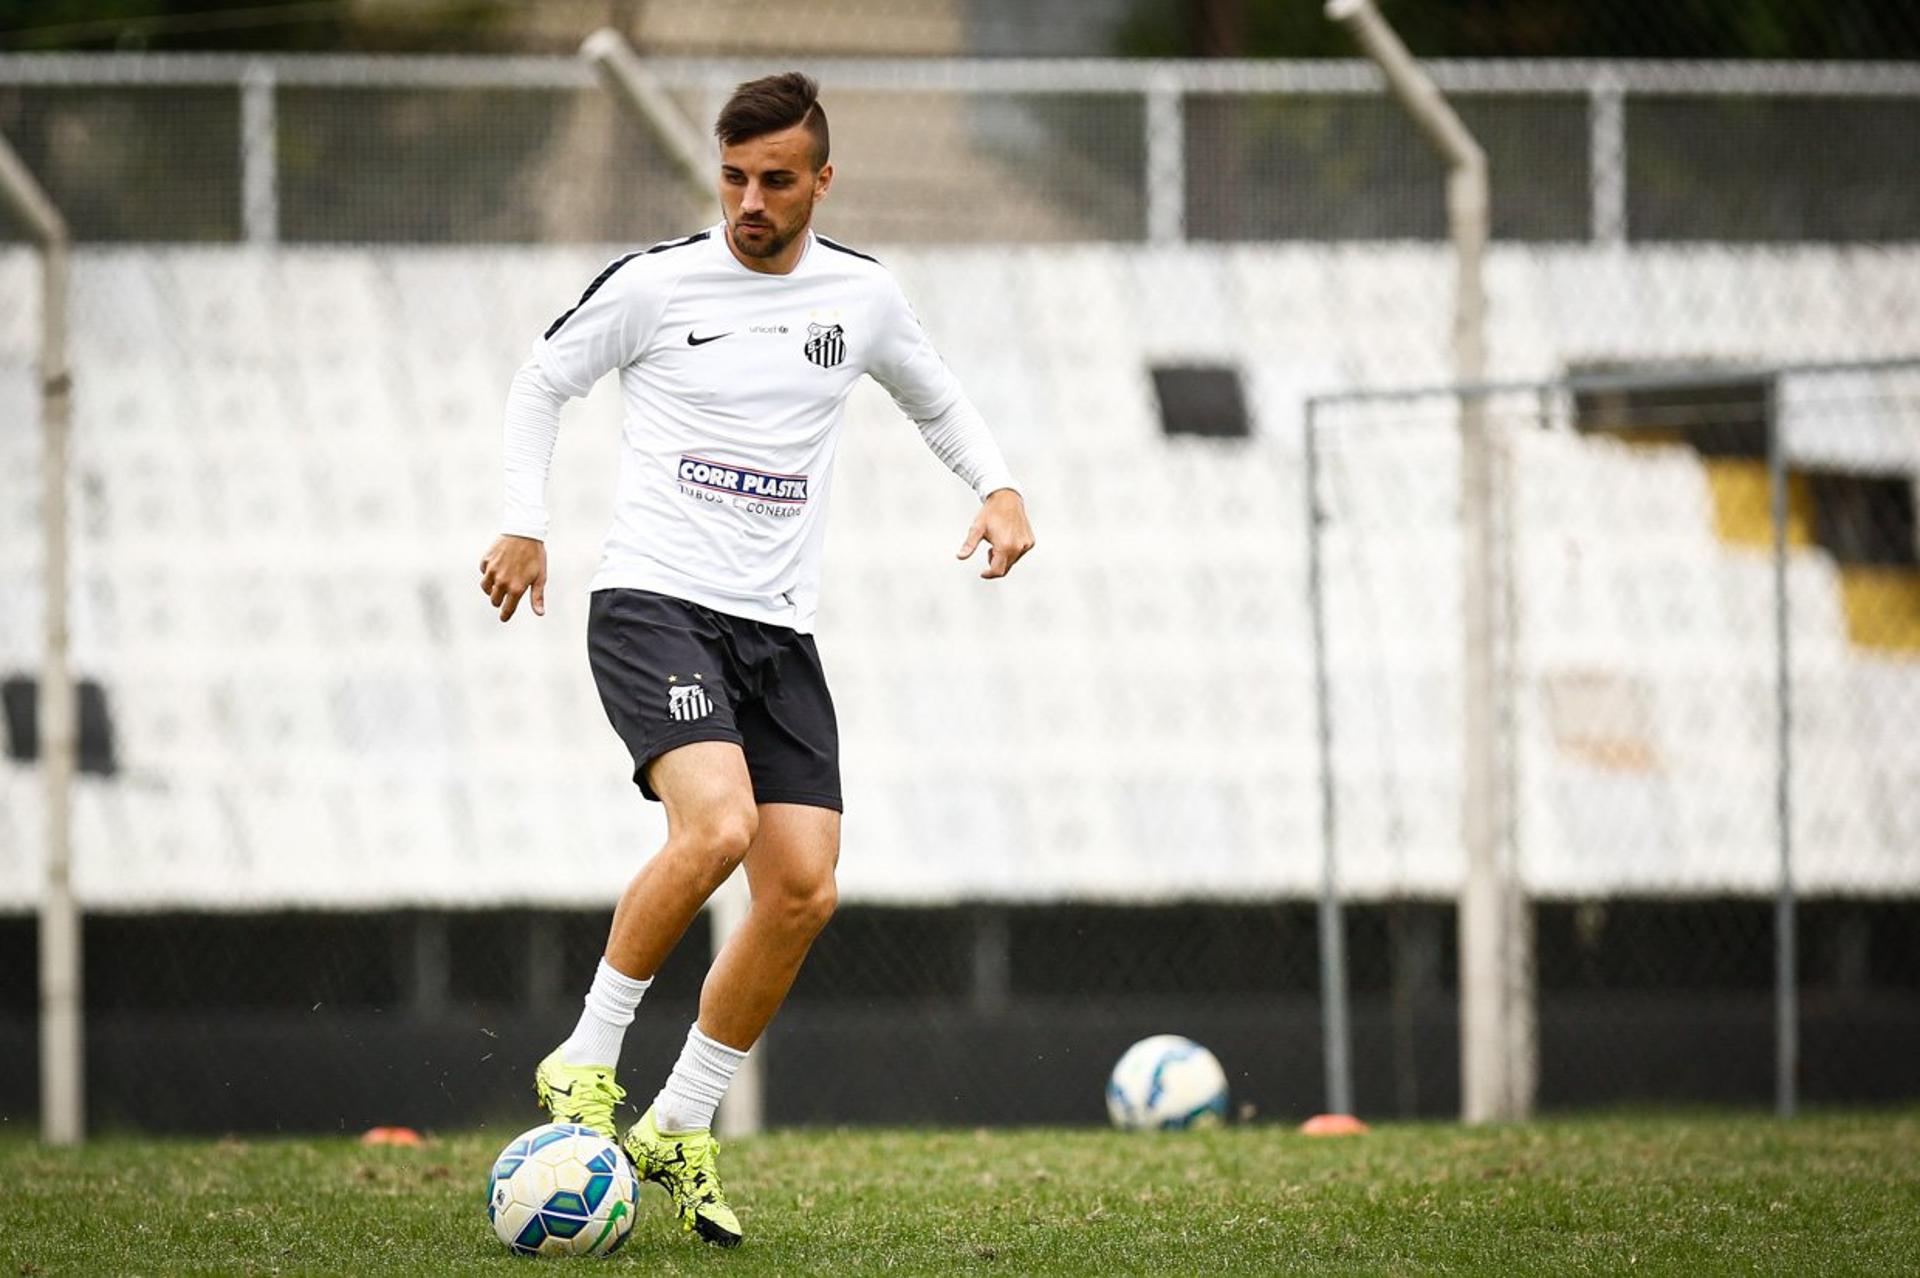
top-left (560, 958), bottom-right (652, 1068)
top-left (652, 1023), bottom-right (748, 1134)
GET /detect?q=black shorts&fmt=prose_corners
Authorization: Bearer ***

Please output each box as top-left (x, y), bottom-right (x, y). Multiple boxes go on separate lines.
top-left (587, 588), bottom-right (842, 811)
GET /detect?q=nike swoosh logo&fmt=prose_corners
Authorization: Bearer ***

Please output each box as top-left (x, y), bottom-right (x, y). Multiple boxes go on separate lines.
top-left (687, 331), bottom-right (731, 346)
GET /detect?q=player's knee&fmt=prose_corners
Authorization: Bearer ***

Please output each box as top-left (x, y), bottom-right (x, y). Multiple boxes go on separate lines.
top-left (681, 804), bottom-right (758, 872)
top-left (775, 874), bottom-right (837, 938)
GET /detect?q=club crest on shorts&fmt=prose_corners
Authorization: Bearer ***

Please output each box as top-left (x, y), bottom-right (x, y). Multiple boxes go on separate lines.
top-left (804, 322), bottom-right (846, 369)
top-left (667, 682), bottom-right (713, 722)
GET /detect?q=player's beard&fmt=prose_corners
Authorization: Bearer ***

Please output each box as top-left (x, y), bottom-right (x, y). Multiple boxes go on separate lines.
top-left (729, 200), bottom-right (811, 260)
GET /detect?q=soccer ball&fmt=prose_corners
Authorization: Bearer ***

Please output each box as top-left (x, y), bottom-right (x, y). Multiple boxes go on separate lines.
top-left (1105, 1035), bottom-right (1230, 1130)
top-left (486, 1123), bottom-right (639, 1257)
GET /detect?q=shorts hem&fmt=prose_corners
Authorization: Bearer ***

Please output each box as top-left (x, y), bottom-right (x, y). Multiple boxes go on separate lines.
top-left (750, 788), bottom-right (844, 813)
top-left (633, 728), bottom-right (748, 801)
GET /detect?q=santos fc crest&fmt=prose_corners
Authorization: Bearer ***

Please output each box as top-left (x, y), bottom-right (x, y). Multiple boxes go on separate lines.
top-left (804, 322), bottom-right (846, 369)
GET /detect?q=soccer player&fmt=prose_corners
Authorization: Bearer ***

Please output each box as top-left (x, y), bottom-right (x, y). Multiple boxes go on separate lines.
top-left (477, 73), bottom-right (1033, 1248)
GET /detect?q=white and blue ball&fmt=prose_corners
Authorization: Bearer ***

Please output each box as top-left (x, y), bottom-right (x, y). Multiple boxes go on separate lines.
top-left (1105, 1035), bottom-right (1230, 1130)
top-left (486, 1122), bottom-right (639, 1257)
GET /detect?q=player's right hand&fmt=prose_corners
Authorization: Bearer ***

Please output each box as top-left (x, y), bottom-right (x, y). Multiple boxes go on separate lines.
top-left (479, 534), bottom-right (548, 622)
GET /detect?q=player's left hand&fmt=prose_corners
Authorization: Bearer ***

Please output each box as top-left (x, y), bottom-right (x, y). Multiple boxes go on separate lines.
top-left (956, 488), bottom-right (1034, 580)
top-left (478, 533), bottom-right (547, 622)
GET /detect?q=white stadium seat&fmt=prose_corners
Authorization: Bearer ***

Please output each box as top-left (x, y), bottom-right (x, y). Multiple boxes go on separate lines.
top-left (3, 244), bottom-right (1919, 908)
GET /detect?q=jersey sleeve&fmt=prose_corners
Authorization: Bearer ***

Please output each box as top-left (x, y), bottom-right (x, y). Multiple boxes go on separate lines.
top-left (865, 273), bottom-right (1021, 500)
top-left (534, 252), bottom-right (665, 399)
top-left (865, 275), bottom-right (963, 422)
top-left (499, 359), bottom-right (567, 541)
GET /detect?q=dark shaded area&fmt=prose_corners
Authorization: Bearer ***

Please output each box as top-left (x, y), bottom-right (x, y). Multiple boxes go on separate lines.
top-left (0, 88), bottom-right (241, 242)
top-left (1573, 376), bottom-right (1771, 458)
top-left (793, 906), bottom-right (974, 1000)
top-left (277, 87), bottom-right (570, 244)
top-left (1187, 94), bottom-right (1591, 242)
top-left (1539, 899), bottom-right (1772, 991)
top-left (0, 80), bottom-right (697, 246)
top-left (1117, 0), bottom-right (1920, 61)
top-left (1806, 472), bottom-right (1919, 568)
top-left (2, 675), bottom-right (119, 776)
top-left (769, 997), bottom-right (1330, 1126)
top-left (1150, 365), bottom-right (1250, 439)
top-left (0, 0), bottom-right (512, 54)
top-left (0, 899), bottom-right (1916, 1131)
top-left (974, 93), bottom-right (1149, 243)
top-left (1008, 902), bottom-right (1321, 993)
top-left (1182, 92), bottom-right (1920, 244)
top-left (4, 0), bottom-right (1919, 58)
top-left (1627, 98), bottom-right (1920, 243)
top-left (6, 75), bottom-right (1917, 246)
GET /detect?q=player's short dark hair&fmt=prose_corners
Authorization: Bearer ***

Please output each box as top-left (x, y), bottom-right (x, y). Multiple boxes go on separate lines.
top-left (715, 72), bottom-right (830, 170)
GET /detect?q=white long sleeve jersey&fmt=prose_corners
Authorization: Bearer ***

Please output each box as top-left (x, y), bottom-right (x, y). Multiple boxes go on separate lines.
top-left (504, 224), bottom-right (1019, 633)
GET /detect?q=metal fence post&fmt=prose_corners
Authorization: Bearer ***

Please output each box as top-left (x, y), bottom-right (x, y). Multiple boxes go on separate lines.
top-left (241, 61), bottom-right (278, 246)
top-left (582, 29), bottom-right (712, 201)
top-left (1327, 0), bottom-right (1528, 1123)
top-left (1305, 397), bottom-right (1354, 1117)
top-left (1589, 73), bottom-right (1627, 245)
top-left (1145, 70), bottom-right (1185, 245)
top-left (1768, 374), bottom-right (1799, 1119)
top-left (0, 128), bottom-right (79, 1145)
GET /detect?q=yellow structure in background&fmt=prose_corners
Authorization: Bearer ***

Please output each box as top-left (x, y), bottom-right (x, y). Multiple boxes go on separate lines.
top-left (1702, 459), bottom-right (1920, 653)
top-left (1838, 568), bottom-right (1920, 651)
top-left (1701, 459), bottom-right (1813, 548)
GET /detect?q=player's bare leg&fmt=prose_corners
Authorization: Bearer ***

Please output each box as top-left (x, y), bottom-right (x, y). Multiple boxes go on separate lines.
top-left (605, 741), bottom-right (760, 980)
top-left (622, 782), bottom-right (839, 1249)
top-left (536, 742), bottom-right (757, 1137)
top-left (695, 802), bottom-right (840, 1050)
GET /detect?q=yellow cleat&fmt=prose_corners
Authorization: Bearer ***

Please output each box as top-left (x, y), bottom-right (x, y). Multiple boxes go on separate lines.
top-left (533, 1047), bottom-right (626, 1140)
top-left (622, 1106), bottom-right (743, 1248)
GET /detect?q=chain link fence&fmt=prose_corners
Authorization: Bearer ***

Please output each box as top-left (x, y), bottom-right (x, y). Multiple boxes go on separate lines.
top-left (2, 53), bottom-right (1918, 1132)
top-left (4, 56), bottom-right (1920, 247)
top-left (1306, 363), bottom-right (1920, 1111)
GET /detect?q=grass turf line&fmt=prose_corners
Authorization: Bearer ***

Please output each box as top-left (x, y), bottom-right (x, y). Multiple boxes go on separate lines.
top-left (3, 1111), bottom-right (1918, 1275)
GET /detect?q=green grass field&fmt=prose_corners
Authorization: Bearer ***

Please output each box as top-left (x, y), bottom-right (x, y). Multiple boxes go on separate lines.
top-left (4, 1111), bottom-right (1918, 1275)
